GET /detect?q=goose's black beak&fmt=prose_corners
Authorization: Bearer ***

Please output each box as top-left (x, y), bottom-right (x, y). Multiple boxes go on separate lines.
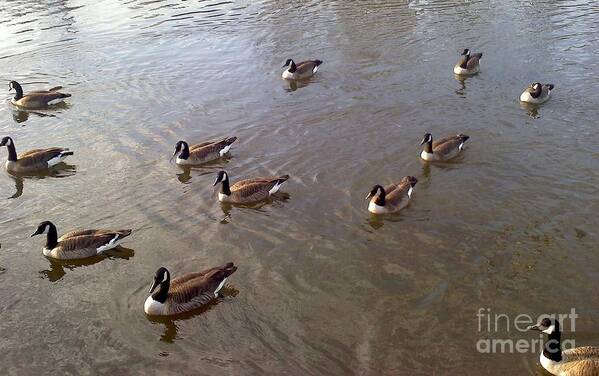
top-left (420, 138), bottom-right (427, 146)
top-left (365, 192), bottom-right (373, 200)
top-left (527, 325), bottom-right (540, 331)
top-left (30, 229), bottom-right (41, 237)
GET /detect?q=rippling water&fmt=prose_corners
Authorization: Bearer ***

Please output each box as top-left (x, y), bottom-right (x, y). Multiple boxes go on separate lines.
top-left (0, 0), bottom-right (598, 374)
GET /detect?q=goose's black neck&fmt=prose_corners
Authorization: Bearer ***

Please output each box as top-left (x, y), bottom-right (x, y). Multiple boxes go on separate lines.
top-left (179, 141), bottom-right (190, 160)
top-left (374, 185), bottom-right (386, 206)
top-left (543, 326), bottom-right (562, 362)
top-left (424, 139), bottom-right (433, 153)
top-left (152, 279), bottom-right (170, 303)
top-left (12, 82), bottom-right (23, 100)
top-left (531, 86), bottom-right (542, 98)
top-left (45, 223), bottom-right (58, 249)
top-left (460, 55), bottom-right (469, 69)
top-left (220, 175), bottom-right (231, 196)
top-left (288, 60), bottom-right (297, 73)
top-left (5, 139), bottom-right (17, 162)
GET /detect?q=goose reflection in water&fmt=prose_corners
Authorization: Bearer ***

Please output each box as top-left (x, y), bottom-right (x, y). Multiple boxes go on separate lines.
top-left (39, 246), bottom-right (135, 282)
top-left (5, 163), bottom-right (76, 199)
top-left (146, 286), bottom-right (238, 343)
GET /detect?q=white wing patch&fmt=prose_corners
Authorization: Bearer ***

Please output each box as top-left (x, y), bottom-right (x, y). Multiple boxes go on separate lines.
top-left (268, 181), bottom-right (283, 195)
top-left (408, 186), bottom-right (413, 198)
top-left (219, 144), bottom-right (231, 156)
top-left (47, 98), bottom-right (65, 106)
top-left (458, 142), bottom-right (464, 151)
top-left (312, 65), bottom-right (319, 74)
top-left (214, 277), bottom-right (227, 297)
top-left (96, 234), bottom-right (121, 253)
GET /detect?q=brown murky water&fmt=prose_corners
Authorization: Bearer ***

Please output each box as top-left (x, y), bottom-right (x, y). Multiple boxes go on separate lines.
top-left (0, 0), bottom-right (598, 374)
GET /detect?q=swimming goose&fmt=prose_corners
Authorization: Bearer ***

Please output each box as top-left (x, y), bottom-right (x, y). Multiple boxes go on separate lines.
top-left (172, 137), bottom-right (237, 165)
top-left (9, 81), bottom-right (71, 109)
top-left (30, 221), bottom-right (132, 260)
top-left (420, 133), bottom-right (470, 161)
top-left (528, 317), bottom-right (599, 376)
top-left (144, 263), bottom-right (237, 316)
top-left (0, 136), bottom-right (73, 173)
top-left (453, 49), bottom-right (483, 75)
top-left (366, 176), bottom-right (418, 214)
top-left (520, 82), bottom-right (554, 104)
top-left (213, 170), bottom-right (289, 204)
top-left (282, 59), bottom-right (323, 80)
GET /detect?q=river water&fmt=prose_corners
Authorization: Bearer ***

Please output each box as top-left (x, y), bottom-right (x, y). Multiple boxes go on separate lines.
top-left (0, 0), bottom-right (598, 374)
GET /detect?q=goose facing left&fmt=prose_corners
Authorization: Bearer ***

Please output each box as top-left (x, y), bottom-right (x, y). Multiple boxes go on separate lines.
top-left (31, 221), bottom-right (132, 260)
top-left (528, 317), bottom-right (599, 375)
top-left (366, 176), bottom-right (418, 214)
top-left (144, 263), bottom-right (237, 316)
top-left (420, 132), bottom-right (470, 161)
top-left (282, 59), bottom-right (323, 80)
top-left (520, 82), bottom-right (554, 104)
top-left (9, 81), bottom-right (71, 109)
top-left (453, 49), bottom-right (483, 75)
top-left (0, 136), bottom-right (73, 173)
top-left (213, 170), bottom-right (289, 204)
top-left (172, 137), bottom-right (237, 165)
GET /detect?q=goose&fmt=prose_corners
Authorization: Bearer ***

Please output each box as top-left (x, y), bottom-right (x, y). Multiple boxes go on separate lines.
top-left (366, 176), bottom-right (418, 214)
top-left (172, 137), bottom-right (237, 165)
top-left (0, 136), bottom-right (73, 173)
top-left (9, 81), bottom-right (71, 109)
top-left (213, 170), bottom-right (289, 204)
top-left (453, 49), bottom-right (483, 75)
top-left (144, 263), bottom-right (237, 316)
top-left (528, 317), bottom-right (599, 375)
top-left (420, 133), bottom-right (470, 161)
top-left (30, 221), bottom-right (132, 260)
top-left (282, 59), bottom-right (323, 80)
top-left (520, 82), bottom-right (554, 104)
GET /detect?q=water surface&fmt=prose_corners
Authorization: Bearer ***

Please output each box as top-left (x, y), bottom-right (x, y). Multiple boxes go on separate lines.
top-left (0, 0), bottom-right (598, 374)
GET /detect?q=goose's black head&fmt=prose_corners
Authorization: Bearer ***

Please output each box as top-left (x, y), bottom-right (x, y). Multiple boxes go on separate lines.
top-left (461, 48), bottom-right (470, 56)
top-left (283, 59), bottom-right (297, 72)
top-left (30, 221), bottom-right (55, 237)
top-left (420, 133), bottom-right (433, 146)
top-left (149, 267), bottom-right (170, 302)
top-left (0, 136), bottom-right (13, 147)
top-left (213, 170), bottom-right (228, 186)
top-left (283, 59), bottom-right (294, 68)
top-left (366, 184), bottom-right (385, 201)
top-left (172, 140), bottom-right (189, 160)
top-left (528, 317), bottom-right (560, 335)
top-left (8, 81), bottom-right (23, 100)
top-left (402, 176), bottom-right (419, 188)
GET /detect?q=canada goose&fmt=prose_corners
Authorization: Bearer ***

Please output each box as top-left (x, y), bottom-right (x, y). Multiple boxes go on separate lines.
top-left (144, 263), bottom-right (237, 316)
top-left (0, 136), bottom-right (73, 173)
top-left (420, 133), bottom-right (470, 161)
top-left (528, 317), bottom-right (599, 375)
top-left (453, 49), bottom-right (483, 75)
top-left (213, 170), bottom-right (289, 204)
top-left (9, 81), bottom-right (71, 109)
top-left (282, 59), bottom-right (323, 80)
top-left (520, 82), bottom-right (554, 104)
top-left (30, 221), bottom-right (132, 260)
top-left (172, 137), bottom-right (237, 165)
top-left (366, 176), bottom-right (418, 214)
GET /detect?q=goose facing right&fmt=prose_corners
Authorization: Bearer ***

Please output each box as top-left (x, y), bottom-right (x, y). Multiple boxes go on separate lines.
top-left (453, 49), bottom-right (483, 75)
top-left (0, 136), bottom-right (73, 173)
top-left (528, 317), bottom-right (599, 375)
top-left (420, 133), bottom-right (470, 161)
top-left (9, 81), bottom-right (71, 109)
top-left (520, 82), bottom-right (554, 104)
top-left (366, 176), bottom-right (418, 214)
top-left (213, 170), bottom-right (289, 204)
top-left (144, 263), bottom-right (237, 316)
top-left (31, 221), bottom-right (132, 260)
top-left (172, 137), bottom-right (237, 165)
top-left (282, 59), bottom-right (323, 80)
